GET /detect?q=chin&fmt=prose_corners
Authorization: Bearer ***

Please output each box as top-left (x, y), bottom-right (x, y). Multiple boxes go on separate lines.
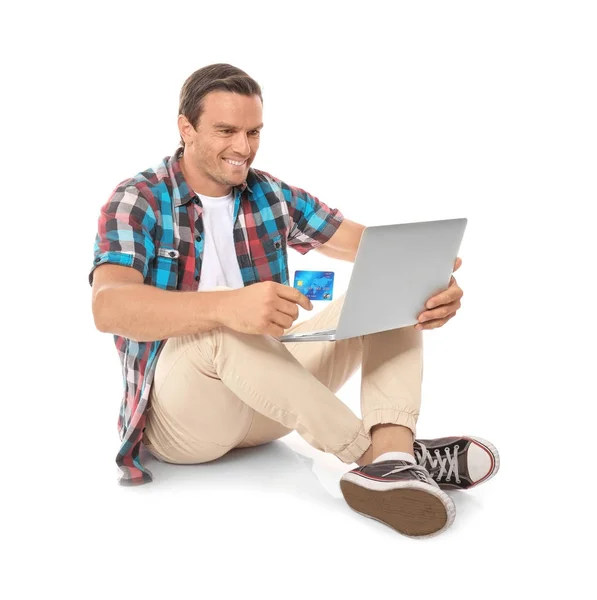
top-left (220, 173), bottom-right (247, 186)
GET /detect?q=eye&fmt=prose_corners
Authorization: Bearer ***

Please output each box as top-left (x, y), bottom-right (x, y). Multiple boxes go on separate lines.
top-left (249, 130), bottom-right (261, 137)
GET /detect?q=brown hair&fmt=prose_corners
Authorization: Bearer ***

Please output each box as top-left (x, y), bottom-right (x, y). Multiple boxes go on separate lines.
top-left (178, 63), bottom-right (263, 147)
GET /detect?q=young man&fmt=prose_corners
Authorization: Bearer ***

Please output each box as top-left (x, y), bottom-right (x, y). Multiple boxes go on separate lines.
top-left (89, 63), bottom-right (499, 538)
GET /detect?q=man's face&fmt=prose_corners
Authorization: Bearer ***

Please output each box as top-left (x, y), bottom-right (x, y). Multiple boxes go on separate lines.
top-left (179, 91), bottom-right (263, 195)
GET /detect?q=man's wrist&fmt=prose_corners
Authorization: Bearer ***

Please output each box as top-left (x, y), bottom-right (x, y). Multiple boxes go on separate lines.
top-left (205, 289), bottom-right (234, 329)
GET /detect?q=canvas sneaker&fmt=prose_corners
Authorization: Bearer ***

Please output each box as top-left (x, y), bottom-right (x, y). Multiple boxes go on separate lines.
top-left (414, 436), bottom-right (500, 490)
top-left (340, 460), bottom-right (456, 538)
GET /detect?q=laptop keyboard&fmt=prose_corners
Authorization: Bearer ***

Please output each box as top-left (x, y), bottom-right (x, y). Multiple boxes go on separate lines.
top-left (290, 329), bottom-right (336, 337)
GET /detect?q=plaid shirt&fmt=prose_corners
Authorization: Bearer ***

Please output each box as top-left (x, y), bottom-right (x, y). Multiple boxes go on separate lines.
top-left (89, 147), bottom-right (344, 485)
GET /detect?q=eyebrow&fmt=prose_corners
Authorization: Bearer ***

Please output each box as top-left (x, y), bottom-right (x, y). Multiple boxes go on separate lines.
top-left (213, 122), bottom-right (264, 131)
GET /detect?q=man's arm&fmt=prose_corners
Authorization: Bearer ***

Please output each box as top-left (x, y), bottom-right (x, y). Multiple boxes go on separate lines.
top-left (91, 264), bottom-right (227, 342)
top-left (92, 265), bottom-right (314, 342)
top-left (315, 219), bottom-right (366, 262)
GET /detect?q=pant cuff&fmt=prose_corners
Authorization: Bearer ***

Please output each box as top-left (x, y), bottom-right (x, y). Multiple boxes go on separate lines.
top-left (362, 407), bottom-right (419, 439)
top-left (334, 423), bottom-right (371, 465)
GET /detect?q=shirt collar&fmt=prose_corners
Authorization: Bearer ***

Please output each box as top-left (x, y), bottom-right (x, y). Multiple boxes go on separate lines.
top-left (169, 146), bottom-right (253, 207)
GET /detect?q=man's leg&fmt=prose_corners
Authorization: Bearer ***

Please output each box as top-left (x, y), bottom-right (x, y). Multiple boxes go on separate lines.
top-left (356, 324), bottom-right (423, 463)
top-left (335, 323), bottom-right (457, 537)
top-left (143, 291), bottom-right (370, 465)
top-left (145, 287), bottom-right (422, 466)
top-left (261, 294), bottom-right (422, 465)
top-left (235, 291), bottom-right (365, 450)
top-left (266, 291), bottom-right (455, 537)
top-left (291, 308), bottom-right (498, 489)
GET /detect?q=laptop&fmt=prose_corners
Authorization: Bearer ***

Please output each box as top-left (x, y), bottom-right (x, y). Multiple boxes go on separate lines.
top-left (278, 217), bottom-right (467, 343)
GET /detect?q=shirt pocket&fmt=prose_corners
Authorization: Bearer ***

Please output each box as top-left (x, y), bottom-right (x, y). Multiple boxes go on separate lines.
top-left (251, 232), bottom-right (288, 284)
top-left (152, 246), bottom-right (179, 290)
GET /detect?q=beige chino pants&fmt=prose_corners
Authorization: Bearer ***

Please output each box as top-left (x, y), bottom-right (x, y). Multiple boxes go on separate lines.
top-left (143, 287), bottom-right (423, 465)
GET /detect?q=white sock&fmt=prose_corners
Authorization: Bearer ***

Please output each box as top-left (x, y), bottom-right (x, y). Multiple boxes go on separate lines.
top-left (373, 451), bottom-right (416, 464)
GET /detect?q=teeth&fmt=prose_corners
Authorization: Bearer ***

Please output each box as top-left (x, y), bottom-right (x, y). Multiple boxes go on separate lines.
top-left (225, 159), bottom-right (245, 166)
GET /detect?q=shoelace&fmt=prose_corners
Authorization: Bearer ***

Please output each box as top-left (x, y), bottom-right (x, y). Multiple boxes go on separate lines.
top-left (415, 443), bottom-right (461, 484)
top-left (380, 462), bottom-right (432, 483)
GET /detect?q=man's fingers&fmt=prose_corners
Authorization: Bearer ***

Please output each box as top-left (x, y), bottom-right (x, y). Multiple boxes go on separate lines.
top-left (425, 279), bottom-right (462, 309)
top-left (416, 313), bottom-right (456, 331)
top-left (276, 283), bottom-right (313, 310)
top-left (267, 324), bottom-right (285, 338)
top-left (454, 257), bottom-right (462, 272)
top-left (276, 298), bottom-right (300, 320)
top-left (418, 301), bottom-right (460, 323)
top-left (270, 310), bottom-right (295, 331)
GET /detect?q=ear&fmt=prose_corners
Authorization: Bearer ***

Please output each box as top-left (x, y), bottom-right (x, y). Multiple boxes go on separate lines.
top-left (178, 114), bottom-right (195, 146)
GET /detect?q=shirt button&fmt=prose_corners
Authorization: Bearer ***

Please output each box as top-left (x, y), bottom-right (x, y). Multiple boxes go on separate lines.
top-left (195, 275), bottom-right (200, 281)
top-left (196, 234), bottom-right (202, 241)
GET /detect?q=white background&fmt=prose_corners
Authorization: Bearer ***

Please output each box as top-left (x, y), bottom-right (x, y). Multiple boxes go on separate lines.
top-left (2, 0), bottom-right (596, 598)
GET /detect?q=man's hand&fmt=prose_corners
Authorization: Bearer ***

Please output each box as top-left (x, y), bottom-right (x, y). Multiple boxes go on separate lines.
top-left (415, 257), bottom-right (463, 331)
top-left (217, 281), bottom-right (313, 337)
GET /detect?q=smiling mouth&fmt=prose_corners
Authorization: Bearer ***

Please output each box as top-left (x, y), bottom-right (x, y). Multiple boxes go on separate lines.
top-left (224, 158), bottom-right (248, 167)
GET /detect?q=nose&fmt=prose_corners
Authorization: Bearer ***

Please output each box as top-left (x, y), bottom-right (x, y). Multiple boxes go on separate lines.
top-left (231, 132), bottom-right (251, 157)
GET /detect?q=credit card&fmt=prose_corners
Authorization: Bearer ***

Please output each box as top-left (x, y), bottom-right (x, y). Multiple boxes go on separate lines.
top-left (293, 270), bottom-right (335, 301)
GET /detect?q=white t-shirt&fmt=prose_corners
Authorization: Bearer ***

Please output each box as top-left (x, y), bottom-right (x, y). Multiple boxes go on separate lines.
top-left (195, 191), bottom-right (244, 291)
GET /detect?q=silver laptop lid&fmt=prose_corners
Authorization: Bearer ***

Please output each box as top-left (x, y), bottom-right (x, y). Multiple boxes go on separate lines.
top-left (334, 218), bottom-right (467, 340)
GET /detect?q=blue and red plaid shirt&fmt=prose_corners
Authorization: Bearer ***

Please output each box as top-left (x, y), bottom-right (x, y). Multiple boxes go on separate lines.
top-left (89, 146), bottom-right (344, 485)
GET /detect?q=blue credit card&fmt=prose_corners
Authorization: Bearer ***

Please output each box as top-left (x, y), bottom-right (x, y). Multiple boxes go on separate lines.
top-left (293, 270), bottom-right (335, 301)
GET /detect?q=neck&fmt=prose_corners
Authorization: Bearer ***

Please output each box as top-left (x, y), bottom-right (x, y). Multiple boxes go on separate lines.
top-left (179, 150), bottom-right (232, 197)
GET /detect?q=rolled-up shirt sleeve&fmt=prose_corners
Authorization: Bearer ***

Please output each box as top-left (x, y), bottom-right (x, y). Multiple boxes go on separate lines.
top-left (280, 181), bottom-right (344, 255)
top-left (88, 185), bottom-right (157, 286)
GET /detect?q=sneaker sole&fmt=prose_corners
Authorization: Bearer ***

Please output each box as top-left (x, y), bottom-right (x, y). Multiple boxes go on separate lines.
top-left (340, 476), bottom-right (456, 538)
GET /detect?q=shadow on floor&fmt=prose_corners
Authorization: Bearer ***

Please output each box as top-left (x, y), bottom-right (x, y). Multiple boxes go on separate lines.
top-left (137, 438), bottom-right (487, 531)
top-left (139, 439), bottom-right (346, 510)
